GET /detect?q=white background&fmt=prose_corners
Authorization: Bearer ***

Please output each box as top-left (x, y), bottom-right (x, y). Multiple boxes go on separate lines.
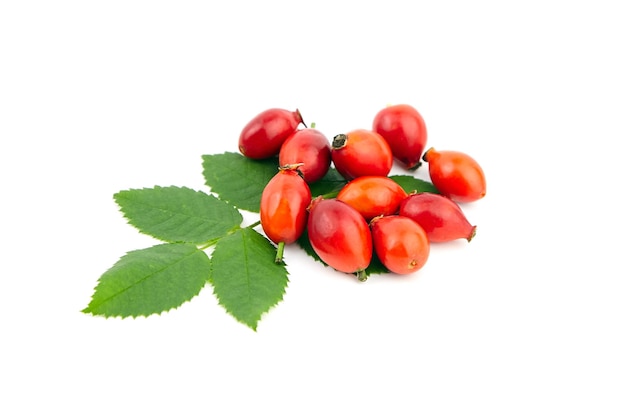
top-left (2, 1), bottom-right (625, 417)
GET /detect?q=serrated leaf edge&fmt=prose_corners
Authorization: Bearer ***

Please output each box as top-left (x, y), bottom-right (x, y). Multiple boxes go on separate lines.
top-left (209, 229), bottom-right (289, 331)
top-left (201, 152), bottom-right (279, 212)
top-left (113, 185), bottom-right (241, 244)
top-left (82, 245), bottom-right (212, 319)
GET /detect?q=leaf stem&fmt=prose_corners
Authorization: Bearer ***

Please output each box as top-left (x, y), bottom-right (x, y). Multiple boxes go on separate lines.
top-left (196, 220), bottom-right (264, 251)
top-left (247, 220), bottom-right (261, 229)
top-left (198, 238), bottom-right (221, 251)
top-left (356, 269), bottom-right (368, 282)
top-left (275, 241), bottom-right (285, 264)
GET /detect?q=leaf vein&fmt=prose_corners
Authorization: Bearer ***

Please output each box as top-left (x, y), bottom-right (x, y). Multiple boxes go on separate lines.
top-left (91, 248), bottom-right (203, 310)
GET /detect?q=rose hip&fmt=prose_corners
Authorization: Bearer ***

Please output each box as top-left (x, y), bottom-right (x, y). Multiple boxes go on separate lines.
top-left (260, 164), bottom-right (312, 262)
top-left (370, 215), bottom-right (430, 275)
top-left (399, 192), bottom-right (477, 243)
top-left (373, 104), bottom-right (427, 170)
top-left (307, 197), bottom-right (373, 281)
top-left (239, 108), bottom-right (305, 159)
top-left (422, 147), bottom-right (486, 203)
top-left (331, 129), bottom-right (393, 180)
top-left (336, 176), bottom-right (408, 221)
top-left (278, 128), bottom-right (331, 183)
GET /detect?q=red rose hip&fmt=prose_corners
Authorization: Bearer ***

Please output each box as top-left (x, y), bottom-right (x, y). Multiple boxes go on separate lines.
top-left (373, 104), bottom-right (427, 170)
top-left (370, 215), bottom-right (430, 275)
top-left (239, 108), bottom-right (305, 159)
top-left (331, 129), bottom-right (393, 180)
top-left (307, 197), bottom-right (373, 281)
top-left (336, 176), bottom-right (408, 221)
top-left (278, 127), bottom-right (331, 183)
top-left (260, 164), bottom-right (312, 262)
top-left (423, 147), bottom-right (486, 203)
top-left (399, 192), bottom-right (477, 242)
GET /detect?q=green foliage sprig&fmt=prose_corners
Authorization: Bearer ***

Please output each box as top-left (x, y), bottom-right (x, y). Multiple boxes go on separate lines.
top-left (83, 152), bottom-right (437, 330)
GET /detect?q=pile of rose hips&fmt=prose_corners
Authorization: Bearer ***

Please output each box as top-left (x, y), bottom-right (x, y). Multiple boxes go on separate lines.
top-left (238, 105), bottom-right (486, 282)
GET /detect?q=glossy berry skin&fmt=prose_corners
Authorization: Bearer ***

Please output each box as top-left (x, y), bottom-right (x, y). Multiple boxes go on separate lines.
top-left (399, 192), bottom-right (477, 242)
top-left (336, 176), bottom-right (408, 221)
top-left (239, 108), bottom-right (305, 160)
top-left (372, 104), bottom-right (427, 170)
top-left (331, 129), bottom-right (393, 180)
top-left (278, 128), bottom-right (331, 183)
top-left (423, 147), bottom-right (486, 203)
top-left (370, 215), bottom-right (430, 275)
top-left (260, 165), bottom-right (312, 245)
top-left (307, 197), bottom-right (373, 281)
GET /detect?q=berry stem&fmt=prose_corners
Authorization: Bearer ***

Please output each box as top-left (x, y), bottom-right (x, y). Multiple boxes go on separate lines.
top-left (356, 269), bottom-right (368, 282)
top-left (275, 241), bottom-right (286, 264)
top-left (279, 163), bottom-right (304, 172)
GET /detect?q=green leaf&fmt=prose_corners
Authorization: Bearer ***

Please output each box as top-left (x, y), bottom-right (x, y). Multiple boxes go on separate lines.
top-left (83, 243), bottom-right (211, 318)
top-left (114, 186), bottom-right (243, 244)
top-left (308, 167), bottom-right (347, 198)
top-left (210, 228), bottom-right (288, 331)
top-left (297, 229), bottom-right (389, 277)
top-left (202, 152), bottom-right (278, 212)
top-left (389, 175), bottom-right (440, 194)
